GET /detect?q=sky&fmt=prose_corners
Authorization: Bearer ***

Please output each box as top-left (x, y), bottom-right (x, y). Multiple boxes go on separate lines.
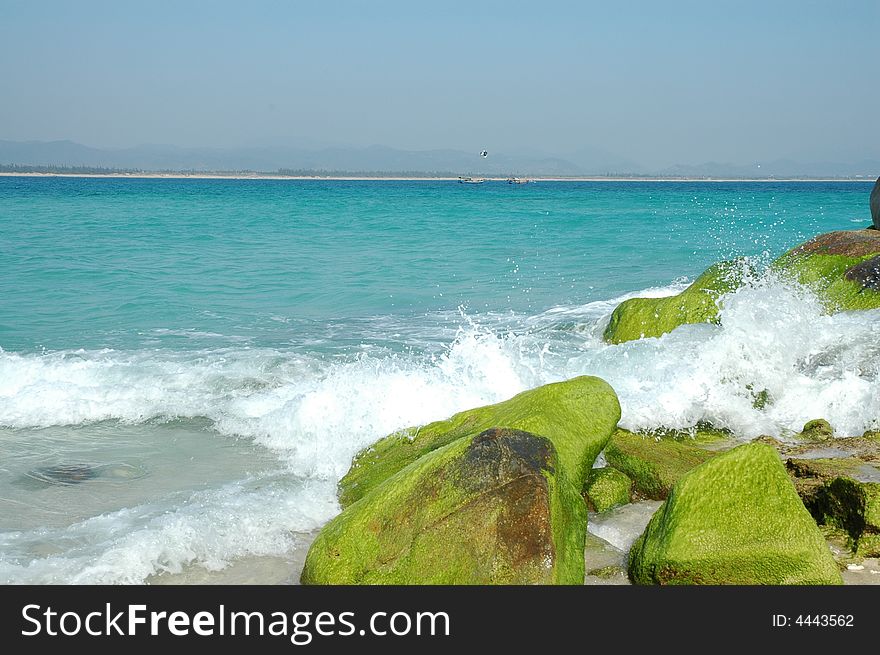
top-left (0, 0), bottom-right (877, 169)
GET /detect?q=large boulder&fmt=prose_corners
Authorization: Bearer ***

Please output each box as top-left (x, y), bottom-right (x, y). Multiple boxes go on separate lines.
top-left (774, 229), bottom-right (880, 311)
top-left (871, 176), bottom-right (880, 229)
top-left (301, 428), bottom-right (588, 584)
top-left (603, 260), bottom-right (748, 344)
top-left (339, 376), bottom-right (621, 507)
top-left (628, 443), bottom-right (842, 585)
top-left (603, 429), bottom-right (717, 500)
top-left (604, 186), bottom-right (880, 346)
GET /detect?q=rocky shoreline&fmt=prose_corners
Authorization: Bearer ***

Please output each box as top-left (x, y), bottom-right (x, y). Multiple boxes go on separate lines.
top-left (300, 178), bottom-right (880, 585)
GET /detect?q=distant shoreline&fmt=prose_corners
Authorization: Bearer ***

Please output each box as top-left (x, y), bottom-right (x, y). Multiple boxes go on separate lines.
top-left (0, 171), bottom-right (873, 183)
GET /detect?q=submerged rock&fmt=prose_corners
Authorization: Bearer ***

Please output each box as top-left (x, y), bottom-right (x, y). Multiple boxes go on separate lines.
top-left (602, 259), bottom-right (749, 344)
top-left (749, 386), bottom-right (771, 410)
top-left (26, 464), bottom-right (98, 485)
top-left (338, 376), bottom-right (621, 507)
top-left (586, 565), bottom-right (627, 580)
top-left (584, 467), bottom-right (632, 512)
top-left (603, 428), bottom-right (717, 500)
top-left (583, 531), bottom-right (629, 585)
top-left (301, 428), bottom-right (588, 584)
top-left (17, 462), bottom-right (148, 490)
top-left (628, 443), bottom-right (842, 585)
top-left (588, 499), bottom-right (663, 553)
top-left (786, 458), bottom-right (880, 558)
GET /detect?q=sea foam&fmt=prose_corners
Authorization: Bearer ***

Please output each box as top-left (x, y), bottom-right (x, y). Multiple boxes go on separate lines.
top-left (0, 476), bottom-right (337, 584)
top-left (2, 273), bottom-right (878, 464)
top-left (583, 272), bottom-right (880, 438)
top-left (2, 273), bottom-right (879, 583)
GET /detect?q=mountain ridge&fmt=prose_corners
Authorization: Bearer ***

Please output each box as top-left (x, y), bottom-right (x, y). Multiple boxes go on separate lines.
top-left (0, 140), bottom-right (876, 178)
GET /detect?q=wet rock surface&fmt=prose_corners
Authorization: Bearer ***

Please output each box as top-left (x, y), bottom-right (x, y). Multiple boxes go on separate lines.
top-left (788, 229), bottom-right (880, 258)
top-left (844, 255), bottom-right (880, 291)
top-left (302, 427), bottom-right (588, 584)
top-left (628, 443), bottom-right (842, 585)
top-left (603, 429), bottom-right (717, 500)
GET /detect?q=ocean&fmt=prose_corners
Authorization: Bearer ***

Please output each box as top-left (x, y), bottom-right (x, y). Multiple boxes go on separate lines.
top-left (1, 176), bottom-right (877, 584)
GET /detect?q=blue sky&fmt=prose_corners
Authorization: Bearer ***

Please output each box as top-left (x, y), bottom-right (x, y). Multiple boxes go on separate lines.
top-left (1, 0), bottom-right (876, 167)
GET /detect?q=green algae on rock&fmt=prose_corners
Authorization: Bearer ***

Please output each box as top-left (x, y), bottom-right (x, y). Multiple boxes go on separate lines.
top-left (638, 422), bottom-right (732, 446)
top-left (797, 418), bottom-right (835, 442)
top-left (338, 376), bottom-right (621, 507)
top-left (603, 428), bottom-right (717, 500)
top-left (585, 467), bottom-right (632, 512)
top-left (786, 458), bottom-right (880, 558)
top-left (755, 429), bottom-right (880, 464)
top-left (603, 227), bottom-right (880, 346)
top-left (773, 229), bottom-right (880, 312)
top-left (301, 428), bottom-right (588, 585)
top-left (586, 565), bottom-right (627, 579)
top-left (628, 443), bottom-right (842, 585)
top-left (602, 259), bottom-right (748, 344)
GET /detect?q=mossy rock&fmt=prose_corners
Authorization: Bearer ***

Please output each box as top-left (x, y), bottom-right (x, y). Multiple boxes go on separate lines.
top-left (339, 376), bottom-right (621, 507)
top-left (628, 443), bottom-right (842, 585)
top-left (797, 419), bottom-right (835, 442)
top-left (602, 228), bottom-right (880, 346)
top-left (749, 387), bottom-right (771, 410)
top-left (773, 230), bottom-right (880, 312)
top-left (585, 467), bottom-right (632, 512)
top-left (786, 457), bottom-right (866, 484)
top-left (603, 428), bottom-right (717, 500)
top-left (301, 428), bottom-right (588, 584)
top-left (603, 259), bottom-right (748, 344)
top-left (857, 533), bottom-right (880, 558)
top-left (786, 458), bottom-right (880, 558)
top-left (639, 423), bottom-right (732, 446)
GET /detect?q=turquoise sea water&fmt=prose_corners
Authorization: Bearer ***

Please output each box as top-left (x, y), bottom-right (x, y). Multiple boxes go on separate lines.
top-left (1, 178), bottom-right (870, 352)
top-left (0, 177), bottom-right (877, 583)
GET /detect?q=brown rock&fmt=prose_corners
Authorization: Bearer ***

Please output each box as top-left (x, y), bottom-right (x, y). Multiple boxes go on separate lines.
top-left (301, 427), bottom-right (589, 584)
top-left (790, 229), bottom-right (880, 258)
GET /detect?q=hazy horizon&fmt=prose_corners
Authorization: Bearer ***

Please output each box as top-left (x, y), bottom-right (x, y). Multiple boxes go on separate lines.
top-left (1, 0), bottom-right (877, 169)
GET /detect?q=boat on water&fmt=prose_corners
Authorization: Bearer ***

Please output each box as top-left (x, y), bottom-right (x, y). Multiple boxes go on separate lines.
top-left (507, 177), bottom-right (531, 184)
top-left (458, 176), bottom-right (485, 184)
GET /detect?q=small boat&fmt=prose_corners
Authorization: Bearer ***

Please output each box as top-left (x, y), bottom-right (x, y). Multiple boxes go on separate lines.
top-left (507, 177), bottom-right (530, 184)
top-left (458, 176), bottom-right (485, 184)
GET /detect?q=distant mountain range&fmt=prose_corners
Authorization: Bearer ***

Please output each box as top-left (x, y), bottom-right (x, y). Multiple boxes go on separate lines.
top-left (0, 139), bottom-right (877, 178)
top-left (0, 140), bottom-right (587, 175)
